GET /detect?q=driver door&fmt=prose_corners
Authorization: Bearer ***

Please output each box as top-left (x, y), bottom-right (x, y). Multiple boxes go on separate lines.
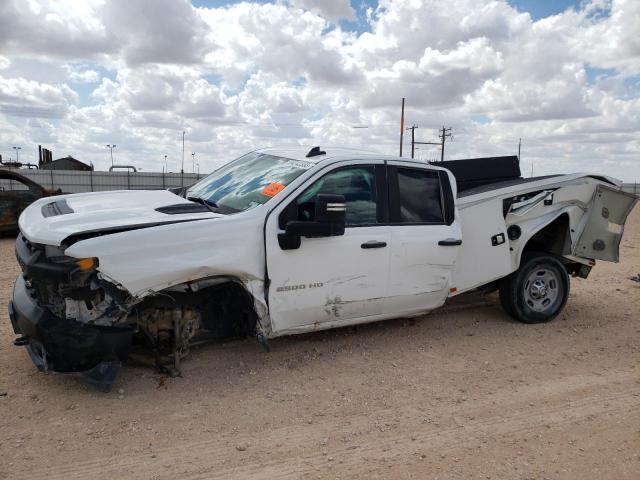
top-left (265, 162), bottom-right (390, 334)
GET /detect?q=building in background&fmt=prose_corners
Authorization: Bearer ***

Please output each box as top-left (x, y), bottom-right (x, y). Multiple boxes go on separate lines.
top-left (40, 155), bottom-right (93, 171)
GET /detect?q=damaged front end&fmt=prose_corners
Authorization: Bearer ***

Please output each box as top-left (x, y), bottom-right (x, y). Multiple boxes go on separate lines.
top-left (10, 234), bottom-right (260, 391)
top-left (10, 234), bottom-right (135, 390)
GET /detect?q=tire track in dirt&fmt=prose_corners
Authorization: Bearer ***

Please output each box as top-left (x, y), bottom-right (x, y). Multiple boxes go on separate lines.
top-left (21, 369), bottom-right (639, 480)
top-left (192, 388), bottom-right (639, 480)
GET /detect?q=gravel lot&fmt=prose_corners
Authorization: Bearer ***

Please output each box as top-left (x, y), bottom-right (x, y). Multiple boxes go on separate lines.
top-left (1, 208), bottom-right (638, 480)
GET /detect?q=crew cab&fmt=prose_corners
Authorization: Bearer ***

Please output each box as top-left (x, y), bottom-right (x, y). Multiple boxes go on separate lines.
top-left (8, 147), bottom-right (638, 390)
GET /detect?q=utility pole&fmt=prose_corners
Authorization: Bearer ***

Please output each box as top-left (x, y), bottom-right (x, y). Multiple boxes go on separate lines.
top-left (438, 126), bottom-right (452, 162)
top-left (106, 144), bottom-right (116, 166)
top-left (518, 138), bottom-right (521, 161)
top-left (12, 146), bottom-right (21, 163)
top-left (399, 98), bottom-right (405, 157)
top-left (406, 125), bottom-right (418, 159)
top-left (191, 152), bottom-right (196, 173)
top-left (412, 128), bottom-right (443, 161)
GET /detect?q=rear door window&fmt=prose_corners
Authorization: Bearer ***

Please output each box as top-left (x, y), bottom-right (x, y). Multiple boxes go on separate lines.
top-left (393, 168), bottom-right (444, 224)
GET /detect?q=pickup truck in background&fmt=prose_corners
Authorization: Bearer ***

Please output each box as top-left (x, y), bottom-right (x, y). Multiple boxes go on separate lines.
top-left (8, 147), bottom-right (638, 390)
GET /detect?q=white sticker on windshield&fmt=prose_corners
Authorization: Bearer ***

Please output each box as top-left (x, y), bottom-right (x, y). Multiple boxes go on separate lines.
top-left (288, 160), bottom-right (314, 170)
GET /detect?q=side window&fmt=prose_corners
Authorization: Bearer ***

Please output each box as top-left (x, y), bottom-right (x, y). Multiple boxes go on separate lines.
top-left (296, 166), bottom-right (379, 226)
top-left (0, 178), bottom-right (30, 191)
top-left (396, 168), bottom-right (444, 223)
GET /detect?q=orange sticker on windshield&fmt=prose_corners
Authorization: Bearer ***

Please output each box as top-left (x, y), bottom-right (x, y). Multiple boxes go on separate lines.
top-left (261, 182), bottom-right (285, 197)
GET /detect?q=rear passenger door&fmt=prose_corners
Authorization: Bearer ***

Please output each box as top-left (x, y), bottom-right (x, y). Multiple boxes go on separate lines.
top-left (385, 163), bottom-right (462, 316)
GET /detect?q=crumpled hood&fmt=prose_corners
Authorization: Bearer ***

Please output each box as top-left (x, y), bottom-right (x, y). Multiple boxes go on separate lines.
top-left (19, 189), bottom-right (220, 246)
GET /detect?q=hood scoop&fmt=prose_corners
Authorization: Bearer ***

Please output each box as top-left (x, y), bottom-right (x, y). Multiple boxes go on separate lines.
top-left (41, 199), bottom-right (74, 218)
top-left (155, 203), bottom-right (210, 215)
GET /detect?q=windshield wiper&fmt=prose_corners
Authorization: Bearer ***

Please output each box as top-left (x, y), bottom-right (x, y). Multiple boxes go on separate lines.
top-left (187, 196), bottom-right (219, 213)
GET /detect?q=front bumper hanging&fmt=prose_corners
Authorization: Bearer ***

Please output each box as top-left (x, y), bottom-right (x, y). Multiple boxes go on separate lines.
top-left (9, 275), bottom-right (134, 391)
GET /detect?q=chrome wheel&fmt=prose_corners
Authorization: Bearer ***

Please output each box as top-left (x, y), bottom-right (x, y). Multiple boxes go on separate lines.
top-left (523, 268), bottom-right (559, 312)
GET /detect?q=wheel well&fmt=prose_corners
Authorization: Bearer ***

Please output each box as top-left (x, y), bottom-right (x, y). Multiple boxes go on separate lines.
top-left (196, 281), bottom-right (259, 339)
top-left (522, 213), bottom-right (570, 257)
top-left (139, 279), bottom-right (259, 340)
top-left (519, 214), bottom-right (589, 277)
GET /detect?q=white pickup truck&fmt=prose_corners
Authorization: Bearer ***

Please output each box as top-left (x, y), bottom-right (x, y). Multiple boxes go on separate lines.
top-left (9, 147), bottom-right (637, 390)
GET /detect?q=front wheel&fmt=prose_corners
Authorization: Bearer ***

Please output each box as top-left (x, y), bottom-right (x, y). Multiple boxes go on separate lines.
top-left (499, 253), bottom-right (570, 324)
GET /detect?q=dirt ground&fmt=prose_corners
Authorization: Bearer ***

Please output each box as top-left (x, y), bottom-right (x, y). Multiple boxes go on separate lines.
top-left (0, 209), bottom-right (638, 480)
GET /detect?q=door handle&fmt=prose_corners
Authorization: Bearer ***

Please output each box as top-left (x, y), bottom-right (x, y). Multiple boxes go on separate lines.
top-left (438, 238), bottom-right (462, 246)
top-left (361, 240), bottom-right (387, 249)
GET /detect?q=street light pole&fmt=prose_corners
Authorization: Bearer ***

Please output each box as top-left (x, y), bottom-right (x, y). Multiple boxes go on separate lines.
top-left (181, 131), bottom-right (185, 174)
top-left (12, 146), bottom-right (21, 163)
top-left (191, 152), bottom-right (196, 173)
top-left (399, 98), bottom-right (405, 157)
top-left (164, 154), bottom-right (168, 173)
top-left (106, 144), bottom-right (116, 167)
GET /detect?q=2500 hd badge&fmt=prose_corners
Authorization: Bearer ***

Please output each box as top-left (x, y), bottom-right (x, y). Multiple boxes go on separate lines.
top-left (276, 283), bottom-right (324, 292)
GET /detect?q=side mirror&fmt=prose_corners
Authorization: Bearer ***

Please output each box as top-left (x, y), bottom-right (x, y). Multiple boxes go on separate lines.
top-left (278, 194), bottom-right (346, 249)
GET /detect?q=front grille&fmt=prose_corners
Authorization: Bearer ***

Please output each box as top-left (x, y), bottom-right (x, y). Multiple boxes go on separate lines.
top-left (15, 233), bottom-right (61, 311)
top-left (15, 233), bottom-right (39, 272)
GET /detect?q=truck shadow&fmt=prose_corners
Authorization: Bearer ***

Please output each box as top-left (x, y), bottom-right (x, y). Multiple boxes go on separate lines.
top-left (111, 291), bottom-right (514, 392)
top-left (28, 291), bottom-right (549, 395)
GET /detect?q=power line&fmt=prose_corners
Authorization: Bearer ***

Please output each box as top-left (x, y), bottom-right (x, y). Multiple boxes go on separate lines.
top-left (411, 126), bottom-right (452, 162)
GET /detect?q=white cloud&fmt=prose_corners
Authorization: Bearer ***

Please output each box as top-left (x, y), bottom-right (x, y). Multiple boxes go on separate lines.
top-left (466, 64), bottom-right (597, 122)
top-left (576, 0), bottom-right (640, 71)
top-left (0, 56), bottom-right (10, 69)
top-left (419, 38), bottom-right (504, 76)
top-left (100, 0), bottom-right (210, 66)
top-left (0, 75), bottom-right (75, 118)
top-left (198, 3), bottom-right (361, 86)
top-left (289, 0), bottom-right (356, 21)
top-left (68, 68), bottom-right (101, 84)
top-left (0, 0), bottom-right (112, 60)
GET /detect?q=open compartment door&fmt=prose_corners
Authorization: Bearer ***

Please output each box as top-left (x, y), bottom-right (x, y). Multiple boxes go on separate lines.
top-left (574, 185), bottom-right (638, 262)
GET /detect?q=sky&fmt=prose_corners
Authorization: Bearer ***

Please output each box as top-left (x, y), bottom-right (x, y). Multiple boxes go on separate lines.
top-left (0, 0), bottom-right (639, 180)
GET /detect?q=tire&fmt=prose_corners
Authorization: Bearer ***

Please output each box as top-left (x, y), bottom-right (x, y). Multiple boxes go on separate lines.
top-left (498, 277), bottom-right (515, 317)
top-left (499, 253), bottom-right (570, 324)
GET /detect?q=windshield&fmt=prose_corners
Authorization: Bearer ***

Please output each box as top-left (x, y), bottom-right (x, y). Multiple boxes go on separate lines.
top-left (186, 152), bottom-right (312, 213)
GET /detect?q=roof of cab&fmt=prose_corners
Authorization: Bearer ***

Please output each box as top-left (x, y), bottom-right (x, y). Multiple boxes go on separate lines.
top-left (255, 146), bottom-right (396, 164)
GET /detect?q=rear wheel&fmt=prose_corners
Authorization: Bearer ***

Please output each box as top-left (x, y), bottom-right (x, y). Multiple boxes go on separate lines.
top-left (499, 253), bottom-right (569, 324)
